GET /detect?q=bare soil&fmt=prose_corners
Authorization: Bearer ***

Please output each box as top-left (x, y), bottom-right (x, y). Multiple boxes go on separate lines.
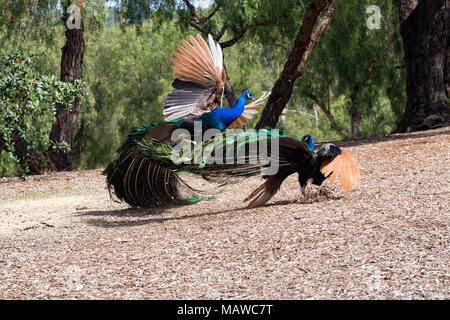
top-left (0, 127), bottom-right (449, 299)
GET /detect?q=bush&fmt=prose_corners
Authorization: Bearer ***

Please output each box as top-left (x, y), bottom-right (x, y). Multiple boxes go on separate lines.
top-left (0, 50), bottom-right (85, 176)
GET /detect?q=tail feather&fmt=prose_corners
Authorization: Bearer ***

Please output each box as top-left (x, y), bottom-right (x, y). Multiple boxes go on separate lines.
top-left (105, 128), bottom-right (361, 209)
top-left (144, 122), bottom-right (176, 142)
top-left (106, 151), bottom-right (189, 207)
top-left (243, 173), bottom-right (287, 209)
top-left (104, 122), bottom-right (190, 208)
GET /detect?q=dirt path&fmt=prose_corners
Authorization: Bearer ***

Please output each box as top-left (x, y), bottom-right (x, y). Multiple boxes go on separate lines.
top-left (1, 128), bottom-right (449, 299)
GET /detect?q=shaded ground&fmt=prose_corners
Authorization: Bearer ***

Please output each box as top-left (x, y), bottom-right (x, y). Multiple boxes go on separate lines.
top-left (0, 127), bottom-right (449, 299)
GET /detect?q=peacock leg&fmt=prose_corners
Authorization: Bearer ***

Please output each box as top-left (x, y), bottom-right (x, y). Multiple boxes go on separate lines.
top-left (301, 184), bottom-right (307, 197)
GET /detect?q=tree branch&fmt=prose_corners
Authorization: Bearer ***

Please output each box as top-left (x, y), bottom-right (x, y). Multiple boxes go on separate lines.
top-left (398, 0), bottom-right (418, 23)
top-left (216, 23), bottom-right (228, 41)
top-left (182, 0), bottom-right (204, 32)
top-left (296, 0), bottom-right (339, 77)
top-left (182, 0), bottom-right (197, 17)
top-left (305, 92), bottom-right (350, 137)
top-left (256, 0), bottom-right (339, 129)
top-left (219, 25), bottom-right (251, 48)
top-left (201, 5), bottom-right (220, 23)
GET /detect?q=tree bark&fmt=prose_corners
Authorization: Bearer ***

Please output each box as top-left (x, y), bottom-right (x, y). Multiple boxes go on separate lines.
top-left (351, 111), bottom-right (362, 139)
top-left (396, 0), bottom-right (450, 132)
top-left (256, 0), bottom-right (338, 129)
top-left (445, 31), bottom-right (450, 97)
top-left (48, 0), bottom-right (84, 170)
top-left (223, 64), bottom-right (237, 107)
top-left (0, 133), bottom-right (55, 175)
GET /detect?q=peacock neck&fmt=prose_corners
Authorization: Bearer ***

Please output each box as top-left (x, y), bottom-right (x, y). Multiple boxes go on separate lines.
top-left (218, 94), bottom-right (247, 128)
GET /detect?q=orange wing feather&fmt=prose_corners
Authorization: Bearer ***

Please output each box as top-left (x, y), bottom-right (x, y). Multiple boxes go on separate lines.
top-left (171, 35), bottom-right (223, 89)
top-left (229, 115), bottom-right (247, 129)
top-left (320, 150), bottom-right (360, 191)
top-left (228, 91), bottom-right (269, 129)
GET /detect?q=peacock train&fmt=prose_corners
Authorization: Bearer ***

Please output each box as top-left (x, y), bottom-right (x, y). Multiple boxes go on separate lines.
top-left (104, 34), bottom-right (361, 209)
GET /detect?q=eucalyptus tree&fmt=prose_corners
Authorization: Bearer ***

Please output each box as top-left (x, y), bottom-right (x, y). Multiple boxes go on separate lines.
top-left (293, 0), bottom-right (405, 138)
top-left (256, 0), bottom-right (339, 129)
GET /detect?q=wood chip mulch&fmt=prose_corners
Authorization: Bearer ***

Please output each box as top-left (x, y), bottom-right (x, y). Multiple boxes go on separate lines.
top-left (0, 127), bottom-right (449, 299)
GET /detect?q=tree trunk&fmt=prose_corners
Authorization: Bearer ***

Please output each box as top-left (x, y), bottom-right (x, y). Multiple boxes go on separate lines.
top-left (48, 1), bottom-right (84, 170)
top-left (396, 0), bottom-right (450, 132)
top-left (256, 0), bottom-right (338, 129)
top-left (306, 92), bottom-right (349, 137)
top-left (0, 133), bottom-right (55, 175)
top-left (223, 64), bottom-right (236, 107)
top-left (445, 32), bottom-right (450, 97)
top-left (351, 111), bottom-right (362, 139)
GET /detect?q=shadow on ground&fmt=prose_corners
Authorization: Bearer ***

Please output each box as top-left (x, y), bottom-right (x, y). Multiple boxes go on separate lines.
top-left (76, 190), bottom-right (341, 228)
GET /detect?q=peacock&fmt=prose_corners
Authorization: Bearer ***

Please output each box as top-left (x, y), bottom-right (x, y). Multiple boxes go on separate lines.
top-left (104, 129), bottom-right (361, 209)
top-left (103, 33), bottom-right (269, 207)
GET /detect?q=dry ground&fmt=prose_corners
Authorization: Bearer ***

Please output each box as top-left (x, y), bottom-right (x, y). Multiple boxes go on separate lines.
top-left (0, 127), bottom-right (449, 299)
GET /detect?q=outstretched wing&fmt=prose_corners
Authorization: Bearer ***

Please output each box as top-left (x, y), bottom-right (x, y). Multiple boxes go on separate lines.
top-left (228, 91), bottom-right (270, 129)
top-left (319, 146), bottom-right (360, 191)
top-left (163, 34), bottom-right (226, 121)
top-left (242, 136), bottom-right (312, 208)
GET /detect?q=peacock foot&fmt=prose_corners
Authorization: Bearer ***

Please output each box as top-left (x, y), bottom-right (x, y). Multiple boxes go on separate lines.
top-left (319, 185), bottom-right (338, 199)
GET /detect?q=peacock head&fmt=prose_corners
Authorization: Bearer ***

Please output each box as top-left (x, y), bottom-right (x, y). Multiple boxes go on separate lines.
top-left (241, 88), bottom-right (255, 101)
top-left (301, 134), bottom-right (315, 153)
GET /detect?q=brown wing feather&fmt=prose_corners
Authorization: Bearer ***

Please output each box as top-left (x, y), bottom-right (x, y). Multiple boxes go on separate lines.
top-left (229, 115), bottom-right (248, 129)
top-left (342, 150), bottom-right (360, 188)
top-left (243, 174), bottom-right (284, 209)
top-left (197, 35), bottom-right (226, 88)
top-left (196, 34), bottom-right (217, 71)
top-left (228, 93), bottom-right (266, 129)
top-left (320, 149), bottom-right (360, 191)
top-left (172, 38), bottom-right (220, 88)
top-left (172, 52), bottom-right (210, 81)
top-left (341, 156), bottom-right (351, 191)
top-left (189, 35), bottom-right (217, 76)
top-left (181, 40), bottom-right (215, 77)
top-left (164, 34), bottom-right (225, 121)
top-left (171, 63), bottom-right (209, 87)
top-left (329, 157), bottom-right (342, 185)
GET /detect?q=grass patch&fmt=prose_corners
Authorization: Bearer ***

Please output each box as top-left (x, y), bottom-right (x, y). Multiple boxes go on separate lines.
top-left (14, 190), bottom-right (61, 201)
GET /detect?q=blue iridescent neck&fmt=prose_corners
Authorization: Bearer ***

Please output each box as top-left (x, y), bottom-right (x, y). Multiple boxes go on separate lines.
top-left (308, 139), bottom-right (315, 152)
top-left (218, 92), bottom-right (247, 127)
top-left (301, 134), bottom-right (315, 153)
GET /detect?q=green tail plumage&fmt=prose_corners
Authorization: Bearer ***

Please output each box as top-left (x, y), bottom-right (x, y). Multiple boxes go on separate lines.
top-left (104, 123), bottom-right (361, 209)
top-left (103, 124), bottom-right (289, 208)
top-left (103, 121), bottom-right (187, 207)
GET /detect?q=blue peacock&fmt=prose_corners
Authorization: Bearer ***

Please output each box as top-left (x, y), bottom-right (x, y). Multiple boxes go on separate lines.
top-left (104, 34), bottom-right (360, 208)
top-left (131, 34), bottom-right (268, 143)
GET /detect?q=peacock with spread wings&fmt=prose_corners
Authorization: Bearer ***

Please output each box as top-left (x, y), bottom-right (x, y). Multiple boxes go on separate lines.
top-left (104, 34), bottom-right (361, 209)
